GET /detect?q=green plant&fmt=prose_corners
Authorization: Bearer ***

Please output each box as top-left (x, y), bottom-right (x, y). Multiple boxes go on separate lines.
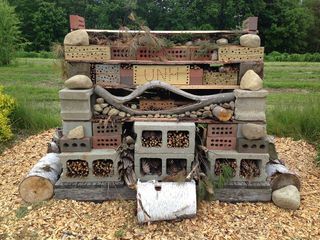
top-left (0, 86), bottom-right (16, 143)
top-left (0, 0), bottom-right (21, 65)
top-left (114, 229), bottom-right (125, 238)
top-left (215, 164), bottom-right (234, 189)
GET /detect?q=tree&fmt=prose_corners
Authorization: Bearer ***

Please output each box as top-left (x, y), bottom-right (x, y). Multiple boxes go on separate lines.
top-left (0, 0), bottom-right (21, 65)
top-left (304, 0), bottom-right (320, 52)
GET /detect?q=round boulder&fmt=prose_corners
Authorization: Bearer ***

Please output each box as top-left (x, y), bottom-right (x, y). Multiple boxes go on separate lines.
top-left (67, 126), bottom-right (84, 139)
top-left (64, 29), bottom-right (89, 46)
top-left (241, 123), bottom-right (267, 140)
top-left (272, 185), bottom-right (300, 210)
top-left (240, 34), bottom-right (261, 48)
top-left (65, 75), bottom-right (93, 89)
top-left (216, 38), bottom-right (228, 45)
top-left (240, 70), bottom-right (263, 91)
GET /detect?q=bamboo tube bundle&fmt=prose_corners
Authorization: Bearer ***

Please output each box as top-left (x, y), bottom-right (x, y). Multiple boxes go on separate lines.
top-left (93, 160), bottom-right (114, 177)
top-left (167, 131), bottom-right (189, 148)
top-left (66, 160), bottom-right (89, 177)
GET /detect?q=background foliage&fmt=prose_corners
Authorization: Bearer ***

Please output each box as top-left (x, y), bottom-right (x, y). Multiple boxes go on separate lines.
top-left (6, 0), bottom-right (320, 53)
top-left (0, 85), bottom-right (16, 143)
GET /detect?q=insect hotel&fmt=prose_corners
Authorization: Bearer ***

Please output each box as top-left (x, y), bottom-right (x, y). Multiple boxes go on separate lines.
top-left (19, 16), bottom-right (301, 222)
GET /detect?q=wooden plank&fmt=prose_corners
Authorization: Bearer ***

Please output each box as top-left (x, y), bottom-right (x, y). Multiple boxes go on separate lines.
top-left (133, 65), bottom-right (190, 85)
top-left (214, 187), bottom-right (271, 202)
top-left (85, 29), bottom-right (249, 34)
top-left (100, 84), bottom-right (239, 90)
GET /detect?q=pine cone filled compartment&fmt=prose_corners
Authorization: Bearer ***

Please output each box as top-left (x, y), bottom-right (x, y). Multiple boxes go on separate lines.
top-left (240, 159), bottom-right (261, 179)
top-left (141, 131), bottom-right (162, 148)
top-left (167, 131), bottom-right (189, 148)
top-left (140, 158), bottom-right (162, 176)
top-left (66, 159), bottom-right (89, 177)
top-left (93, 159), bottom-right (114, 177)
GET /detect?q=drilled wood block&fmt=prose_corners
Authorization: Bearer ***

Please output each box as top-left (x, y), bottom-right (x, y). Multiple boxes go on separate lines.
top-left (204, 71), bottom-right (238, 85)
top-left (92, 135), bottom-right (121, 149)
top-left (133, 65), bottom-right (190, 85)
top-left (164, 47), bottom-right (191, 61)
top-left (206, 136), bottom-right (236, 150)
top-left (237, 138), bottom-right (269, 153)
top-left (139, 99), bottom-right (175, 111)
top-left (92, 122), bottom-right (122, 136)
top-left (60, 137), bottom-right (92, 152)
top-left (189, 68), bottom-right (204, 85)
top-left (111, 47), bottom-right (133, 60)
top-left (95, 64), bottom-right (120, 85)
top-left (207, 124), bottom-right (238, 137)
top-left (218, 46), bottom-right (264, 62)
top-left (64, 45), bottom-right (111, 62)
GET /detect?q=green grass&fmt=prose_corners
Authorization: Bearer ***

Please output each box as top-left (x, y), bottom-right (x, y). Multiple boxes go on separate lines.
top-left (0, 58), bottom-right (63, 133)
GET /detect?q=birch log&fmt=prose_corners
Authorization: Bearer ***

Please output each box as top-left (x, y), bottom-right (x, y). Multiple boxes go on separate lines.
top-left (19, 153), bottom-right (62, 203)
top-left (212, 105), bottom-right (233, 122)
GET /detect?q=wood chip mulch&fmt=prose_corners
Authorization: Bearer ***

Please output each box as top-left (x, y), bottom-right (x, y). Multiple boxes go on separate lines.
top-left (0, 130), bottom-right (319, 239)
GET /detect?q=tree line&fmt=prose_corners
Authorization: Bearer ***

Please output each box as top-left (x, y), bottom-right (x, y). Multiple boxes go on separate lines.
top-left (7, 0), bottom-right (320, 53)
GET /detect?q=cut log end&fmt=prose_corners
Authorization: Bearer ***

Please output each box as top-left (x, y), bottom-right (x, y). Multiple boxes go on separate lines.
top-left (212, 106), bottom-right (233, 122)
top-left (19, 176), bottom-right (54, 203)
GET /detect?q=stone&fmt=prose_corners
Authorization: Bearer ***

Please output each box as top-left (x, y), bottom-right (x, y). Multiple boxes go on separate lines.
top-left (191, 111), bottom-right (196, 114)
top-left (154, 114), bottom-right (160, 118)
top-left (94, 104), bottom-right (103, 112)
top-left (210, 104), bottom-right (217, 110)
top-left (147, 114), bottom-right (154, 118)
top-left (102, 107), bottom-right (110, 115)
top-left (204, 106), bottom-right (211, 111)
top-left (229, 101), bottom-right (235, 110)
top-left (179, 114), bottom-right (185, 118)
top-left (96, 98), bottom-right (104, 104)
top-left (65, 75), bottom-right (93, 89)
top-left (190, 114), bottom-right (197, 118)
top-left (241, 123), bottom-right (267, 140)
top-left (240, 34), bottom-right (261, 48)
top-left (222, 103), bottom-right (231, 109)
top-left (172, 114), bottom-right (178, 118)
top-left (64, 29), bottom-right (89, 46)
top-left (240, 70), bottom-right (263, 91)
top-left (100, 103), bottom-right (108, 109)
top-left (126, 113), bottom-right (131, 117)
top-left (67, 126), bottom-right (84, 139)
top-left (202, 110), bottom-right (212, 118)
top-left (131, 104), bottom-right (137, 110)
top-left (216, 38), bottom-right (228, 45)
top-left (94, 111), bottom-right (99, 116)
top-left (119, 112), bottom-right (126, 118)
top-left (125, 136), bottom-right (135, 145)
top-left (185, 111), bottom-right (191, 116)
top-left (108, 108), bottom-right (120, 116)
top-left (272, 185), bottom-right (300, 210)
top-left (185, 41), bottom-right (193, 46)
top-left (196, 111), bottom-right (202, 116)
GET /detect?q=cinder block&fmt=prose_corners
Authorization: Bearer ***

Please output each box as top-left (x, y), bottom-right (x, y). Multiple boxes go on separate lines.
top-left (236, 138), bottom-right (269, 153)
top-left (60, 137), bottom-right (91, 152)
top-left (234, 89), bottom-right (268, 122)
top-left (60, 149), bottom-right (121, 182)
top-left (134, 153), bottom-right (194, 181)
top-left (208, 150), bottom-right (269, 182)
top-left (134, 121), bottom-right (196, 154)
top-left (62, 121), bottom-right (93, 137)
top-left (59, 88), bottom-right (93, 120)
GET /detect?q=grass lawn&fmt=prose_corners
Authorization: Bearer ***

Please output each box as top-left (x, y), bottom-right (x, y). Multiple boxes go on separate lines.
top-left (0, 59), bottom-right (319, 160)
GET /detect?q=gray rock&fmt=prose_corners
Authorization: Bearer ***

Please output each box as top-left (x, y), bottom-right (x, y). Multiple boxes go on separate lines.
top-left (222, 103), bottom-right (231, 109)
top-left (185, 41), bottom-right (193, 46)
top-left (125, 136), bottom-right (135, 145)
top-left (240, 34), bottom-right (261, 48)
top-left (160, 115), bottom-right (165, 118)
top-left (179, 114), bottom-right (185, 118)
top-left (108, 108), bottom-right (120, 116)
top-left (131, 104), bottom-right (137, 110)
top-left (100, 103), bottom-right (108, 109)
top-left (147, 114), bottom-right (154, 118)
top-left (204, 106), bottom-right (211, 111)
top-left (94, 104), bottom-right (103, 112)
top-left (102, 107), bottom-right (110, 115)
top-left (190, 114), bottom-right (197, 118)
top-left (67, 126), bottom-right (84, 139)
top-left (202, 110), bottom-right (213, 118)
top-left (119, 112), bottom-right (126, 118)
top-left (216, 38), bottom-right (228, 45)
top-left (241, 123), bottom-right (267, 140)
top-left (154, 114), bottom-right (160, 118)
top-left (211, 51), bottom-right (218, 61)
top-left (196, 111), bottom-right (202, 116)
top-left (240, 70), bottom-right (263, 91)
top-left (96, 98), bottom-right (104, 104)
top-left (94, 111), bottom-right (99, 116)
top-left (185, 111), bottom-right (191, 116)
top-left (172, 114), bottom-right (178, 118)
top-left (272, 185), bottom-right (300, 210)
top-left (210, 104), bottom-right (217, 110)
top-left (191, 111), bottom-right (196, 114)
top-left (64, 29), bottom-right (89, 46)
top-left (166, 115), bottom-right (172, 118)
top-left (126, 113), bottom-right (131, 117)
top-left (229, 101), bottom-right (235, 110)
top-left (140, 115), bottom-right (147, 118)
top-left (65, 75), bottom-right (93, 89)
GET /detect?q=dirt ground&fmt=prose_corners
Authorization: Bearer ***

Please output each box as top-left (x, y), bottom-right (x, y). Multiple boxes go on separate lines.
top-left (0, 130), bottom-right (319, 240)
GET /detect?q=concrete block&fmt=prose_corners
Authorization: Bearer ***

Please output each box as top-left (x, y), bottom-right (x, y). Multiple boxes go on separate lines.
top-left (234, 89), bottom-right (268, 122)
top-left (208, 150), bottom-right (269, 183)
top-left (237, 138), bottom-right (269, 153)
top-left (62, 121), bottom-right (93, 137)
top-left (134, 121), bottom-right (196, 154)
top-left (237, 123), bottom-right (267, 138)
top-left (135, 153), bottom-right (194, 181)
top-left (66, 62), bottom-right (91, 78)
top-left (59, 88), bottom-right (93, 120)
top-left (60, 137), bottom-right (92, 152)
top-left (60, 149), bottom-right (120, 182)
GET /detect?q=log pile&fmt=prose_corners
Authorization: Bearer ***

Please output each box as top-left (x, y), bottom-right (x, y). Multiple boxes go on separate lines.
top-left (142, 131), bottom-right (162, 147)
top-left (214, 159), bottom-right (237, 177)
top-left (167, 131), bottom-right (189, 148)
top-left (93, 160), bottom-right (114, 177)
top-left (240, 160), bottom-right (260, 178)
top-left (66, 160), bottom-right (89, 177)
top-left (141, 158), bottom-right (162, 176)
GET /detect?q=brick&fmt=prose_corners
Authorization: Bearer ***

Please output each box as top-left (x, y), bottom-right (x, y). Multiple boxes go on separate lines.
top-left (92, 122), bottom-right (122, 136)
top-left (207, 124), bottom-right (238, 137)
top-left (62, 121), bottom-right (93, 137)
top-left (92, 135), bottom-right (122, 149)
top-left (236, 138), bottom-right (269, 153)
top-left (208, 150), bottom-right (269, 182)
top-left (60, 149), bottom-right (121, 182)
top-left (60, 137), bottom-right (91, 152)
top-left (59, 88), bottom-right (93, 120)
top-left (234, 89), bottom-right (268, 121)
top-left (134, 153), bottom-right (194, 181)
top-left (134, 121), bottom-right (196, 154)
top-left (206, 136), bottom-right (236, 150)
top-left (189, 68), bottom-right (203, 85)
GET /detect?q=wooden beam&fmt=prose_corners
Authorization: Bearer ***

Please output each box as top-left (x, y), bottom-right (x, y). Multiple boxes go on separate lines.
top-left (85, 29), bottom-right (249, 34)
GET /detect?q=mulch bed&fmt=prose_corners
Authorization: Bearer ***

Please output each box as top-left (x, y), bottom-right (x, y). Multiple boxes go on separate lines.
top-left (0, 130), bottom-right (319, 239)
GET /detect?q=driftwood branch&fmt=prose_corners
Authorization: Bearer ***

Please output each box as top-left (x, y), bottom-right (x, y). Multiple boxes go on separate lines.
top-left (94, 81), bottom-right (235, 115)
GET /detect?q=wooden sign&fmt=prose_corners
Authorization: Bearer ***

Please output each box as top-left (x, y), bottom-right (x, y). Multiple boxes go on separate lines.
top-left (133, 65), bottom-right (190, 85)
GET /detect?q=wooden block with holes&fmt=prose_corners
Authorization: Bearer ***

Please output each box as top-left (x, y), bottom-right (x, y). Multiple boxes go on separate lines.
top-left (218, 46), bottom-right (264, 62)
top-left (133, 65), bottom-right (190, 85)
top-left (95, 64), bottom-right (120, 86)
top-left (139, 99), bottom-right (175, 111)
top-left (64, 45), bottom-right (111, 62)
top-left (204, 71), bottom-right (238, 85)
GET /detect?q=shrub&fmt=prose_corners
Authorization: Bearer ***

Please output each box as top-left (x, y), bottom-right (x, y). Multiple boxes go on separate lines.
top-left (0, 0), bottom-right (21, 65)
top-left (265, 51), bottom-right (320, 62)
top-left (0, 86), bottom-right (16, 143)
